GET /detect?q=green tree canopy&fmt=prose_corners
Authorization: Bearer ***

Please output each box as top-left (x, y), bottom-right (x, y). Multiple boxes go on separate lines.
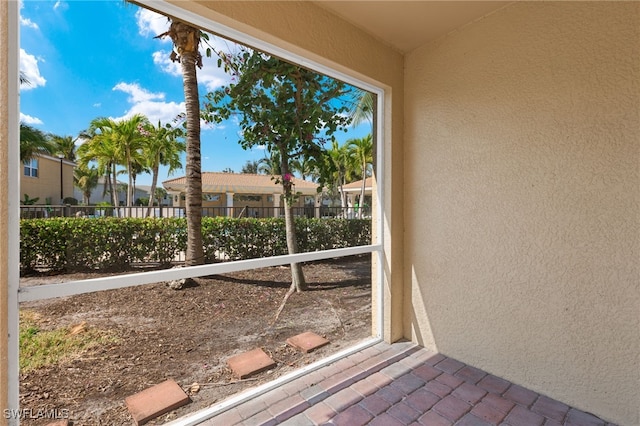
top-left (204, 47), bottom-right (354, 291)
top-left (140, 120), bottom-right (185, 213)
top-left (241, 160), bottom-right (260, 174)
top-left (20, 123), bottom-right (53, 162)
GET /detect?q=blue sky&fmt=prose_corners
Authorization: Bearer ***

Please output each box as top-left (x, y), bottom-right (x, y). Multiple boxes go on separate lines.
top-left (19, 0), bottom-right (371, 187)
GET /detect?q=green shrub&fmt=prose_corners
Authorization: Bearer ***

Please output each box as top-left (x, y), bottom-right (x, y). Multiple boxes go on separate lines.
top-left (20, 217), bottom-right (371, 273)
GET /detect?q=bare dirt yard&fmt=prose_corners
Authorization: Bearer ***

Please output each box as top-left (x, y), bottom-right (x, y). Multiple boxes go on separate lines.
top-left (18, 255), bottom-right (372, 425)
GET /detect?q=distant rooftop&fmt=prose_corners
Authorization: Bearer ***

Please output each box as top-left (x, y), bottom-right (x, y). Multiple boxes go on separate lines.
top-left (162, 172), bottom-right (319, 195)
top-left (341, 177), bottom-right (373, 191)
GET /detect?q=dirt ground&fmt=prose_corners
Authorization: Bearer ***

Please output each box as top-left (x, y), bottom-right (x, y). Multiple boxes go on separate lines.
top-left (18, 256), bottom-right (372, 425)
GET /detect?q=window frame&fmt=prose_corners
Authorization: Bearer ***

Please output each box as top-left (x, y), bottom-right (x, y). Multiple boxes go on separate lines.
top-left (22, 158), bottom-right (38, 178)
top-left (7, 1), bottom-right (387, 423)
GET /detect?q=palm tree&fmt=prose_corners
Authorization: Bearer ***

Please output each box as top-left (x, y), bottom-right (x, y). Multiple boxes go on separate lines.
top-left (20, 71), bottom-right (30, 87)
top-left (347, 134), bottom-right (373, 218)
top-left (74, 165), bottom-right (99, 205)
top-left (349, 89), bottom-right (376, 192)
top-left (77, 118), bottom-right (122, 210)
top-left (241, 160), bottom-right (260, 174)
top-left (112, 114), bottom-right (147, 208)
top-left (325, 139), bottom-right (357, 209)
top-left (258, 150), bottom-right (282, 176)
top-left (156, 19), bottom-right (205, 267)
top-left (50, 134), bottom-right (78, 162)
top-left (20, 123), bottom-right (53, 162)
top-left (349, 89), bottom-right (374, 127)
top-left (142, 121), bottom-right (185, 214)
top-left (290, 156), bottom-right (316, 181)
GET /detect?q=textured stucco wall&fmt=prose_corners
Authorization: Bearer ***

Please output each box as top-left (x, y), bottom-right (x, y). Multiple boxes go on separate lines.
top-left (171, 0), bottom-right (405, 341)
top-left (404, 2), bottom-right (639, 424)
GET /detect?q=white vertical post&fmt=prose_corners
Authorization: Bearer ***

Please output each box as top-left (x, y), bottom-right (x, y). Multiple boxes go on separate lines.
top-left (273, 193), bottom-right (281, 218)
top-left (226, 192), bottom-right (234, 217)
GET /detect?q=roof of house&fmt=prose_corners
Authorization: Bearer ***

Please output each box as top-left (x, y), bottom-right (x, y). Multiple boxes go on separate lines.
top-left (162, 172), bottom-right (319, 195)
top-left (341, 177), bottom-right (373, 192)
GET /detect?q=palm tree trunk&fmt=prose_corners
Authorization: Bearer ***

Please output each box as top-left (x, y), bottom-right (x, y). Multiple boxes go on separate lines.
top-left (110, 164), bottom-right (119, 217)
top-left (147, 164), bottom-right (159, 218)
top-left (359, 165), bottom-right (366, 219)
top-left (127, 154), bottom-right (133, 209)
top-left (177, 24), bottom-right (204, 266)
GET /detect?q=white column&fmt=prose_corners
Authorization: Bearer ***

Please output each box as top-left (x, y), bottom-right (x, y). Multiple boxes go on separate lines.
top-left (226, 192), bottom-right (234, 217)
top-left (347, 194), bottom-right (355, 217)
top-left (273, 193), bottom-right (281, 218)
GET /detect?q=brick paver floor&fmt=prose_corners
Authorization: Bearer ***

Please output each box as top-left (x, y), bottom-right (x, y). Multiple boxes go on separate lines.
top-left (193, 341), bottom-right (616, 426)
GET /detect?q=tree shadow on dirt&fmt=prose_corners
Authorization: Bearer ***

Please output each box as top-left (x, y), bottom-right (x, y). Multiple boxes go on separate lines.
top-left (203, 273), bottom-right (370, 291)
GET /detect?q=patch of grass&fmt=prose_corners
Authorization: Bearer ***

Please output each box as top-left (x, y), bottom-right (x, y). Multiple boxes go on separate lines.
top-left (20, 310), bottom-right (118, 373)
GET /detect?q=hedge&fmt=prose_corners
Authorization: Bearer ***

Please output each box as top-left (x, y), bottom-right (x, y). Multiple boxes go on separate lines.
top-left (20, 217), bottom-right (371, 273)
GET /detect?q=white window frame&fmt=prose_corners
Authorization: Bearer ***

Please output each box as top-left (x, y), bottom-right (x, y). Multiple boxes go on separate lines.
top-left (22, 158), bottom-right (38, 178)
top-left (7, 1), bottom-right (386, 424)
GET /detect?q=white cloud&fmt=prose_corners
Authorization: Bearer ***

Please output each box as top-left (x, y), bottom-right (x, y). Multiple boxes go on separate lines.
top-left (20, 113), bottom-right (43, 125)
top-left (136, 8), bottom-right (170, 41)
top-left (19, 49), bottom-right (46, 90)
top-left (112, 100), bottom-right (186, 125)
top-left (152, 50), bottom-right (181, 76)
top-left (93, 102), bottom-right (101, 108)
top-left (20, 17), bottom-right (39, 30)
top-left (112, 81), bottom-right (183, 124)
top-left (113, 82), bottom-right (165, 103)
top-left (152, 46), bottom-right (230, 92)
top-left (53, 1), bottom-right (68, 12)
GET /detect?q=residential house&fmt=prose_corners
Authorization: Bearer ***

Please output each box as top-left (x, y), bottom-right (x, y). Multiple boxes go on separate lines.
top-left (1, 2), bottom-right (637, 425)
top-left (20, 153), bottom-right (74, 205)
top-left (73, 178), bottom-right (153, 206)
top-left (339, 177), bottom-right (373, 216)
top-left (163, 172), bottom-right (319, 217)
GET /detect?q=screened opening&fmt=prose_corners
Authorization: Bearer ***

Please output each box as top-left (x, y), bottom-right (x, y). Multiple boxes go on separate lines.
top-left (13, 1), bottom-right (384, 424)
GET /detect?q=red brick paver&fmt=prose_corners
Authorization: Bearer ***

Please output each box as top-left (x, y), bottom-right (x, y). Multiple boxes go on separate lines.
top-left (125, 379), bottom-right (190, 425)
top-left (194, 341), bottom-right (613, 426)
top-left (227, 348), bottom-right (276, 379)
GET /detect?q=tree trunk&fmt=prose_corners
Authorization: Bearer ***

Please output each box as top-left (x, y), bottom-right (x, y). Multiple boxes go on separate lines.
top-left (126, 152), bottom-right (133, 209)
top-left (147, 164), bottom-right (159, 218)
top-left (110, 164), bottom-right (119, 217)
top-left (359, 165), bottom-right (366, 219)
top-left (280, 146), bottom-right (306, 291)
top-left (175, 21), bottom-right (204, 266)
top-left (284, 196), bottom-right (306, 291)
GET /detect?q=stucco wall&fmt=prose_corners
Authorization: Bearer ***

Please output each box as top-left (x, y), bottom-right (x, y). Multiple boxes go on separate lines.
top-left (404, 2), bottom-right (639, 424)
top-left (20, 156), bottom-right (75, 204)
top-left (170, 0), bottom-right (405, 341)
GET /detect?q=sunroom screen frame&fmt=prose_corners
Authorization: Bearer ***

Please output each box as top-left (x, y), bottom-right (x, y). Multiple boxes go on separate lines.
top-left (6, 1), bottom-right (387, 424)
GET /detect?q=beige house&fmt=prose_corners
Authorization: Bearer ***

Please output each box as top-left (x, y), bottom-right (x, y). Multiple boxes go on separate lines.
top-left (20, 153), bottom-right (74, 204)
top-left (163, 172), bottom-right (320, 217)
top-left (1, 2), bottom-right (638, 425)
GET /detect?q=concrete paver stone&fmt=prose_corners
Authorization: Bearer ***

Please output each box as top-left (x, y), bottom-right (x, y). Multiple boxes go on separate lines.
top-left (227, 347), bottom-right (276, 379)
top-left (124, 379), bottom-right (190, 425)
top-left (286, 331), bottom-right (330, 353)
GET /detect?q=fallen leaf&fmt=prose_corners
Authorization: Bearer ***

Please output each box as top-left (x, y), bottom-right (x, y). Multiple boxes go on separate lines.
top-left (69, 321), bottom-right (87, 335)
